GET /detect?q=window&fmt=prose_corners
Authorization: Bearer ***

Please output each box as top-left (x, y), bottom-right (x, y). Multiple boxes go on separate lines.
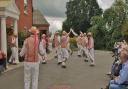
top-left (24, 0), bottom-right (28, 14)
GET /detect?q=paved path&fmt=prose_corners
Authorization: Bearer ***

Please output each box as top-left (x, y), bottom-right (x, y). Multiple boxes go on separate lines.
top-left (0, 51), bottom-right (113, 89)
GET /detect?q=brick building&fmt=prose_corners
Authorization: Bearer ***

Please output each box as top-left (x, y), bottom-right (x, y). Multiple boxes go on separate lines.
top-left (0, 0), bottom-right (50, 60)
top-left (6, 0), bottom-right (33, 31)
top-left (15, 0), bottom-right (32, 31)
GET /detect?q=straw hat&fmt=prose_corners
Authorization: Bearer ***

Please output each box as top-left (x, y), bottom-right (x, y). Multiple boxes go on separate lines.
top-left (29, 26), bottom-right (39, 34)
top-left (87, 32), bottom-right (92, 36)
top-left (62, 31), bottom-right (67, 35)
top-left (55, 31), bottom-right (59, 35)
top-left (84, 33), bottom-right (86, 36)
top-left (42, 34), bottom-right (46, 37)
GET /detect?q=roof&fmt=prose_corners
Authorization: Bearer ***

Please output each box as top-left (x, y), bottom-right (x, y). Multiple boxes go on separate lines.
top-left (33, 9), bottom-right (49, 26)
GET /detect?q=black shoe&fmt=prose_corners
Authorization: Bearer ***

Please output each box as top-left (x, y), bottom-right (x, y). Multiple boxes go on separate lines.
top-left (84, 60), bottom-right (88, 62)
top-left (54, 56), bottom-right (57, 58)
top-left (112, 55), bottom-right (115, 57)
top-left (57, 62), bottom-right (62, 65)
top-left (70, 51), bottom-right (73, 55)
top-left (8, 61), bottom-right (12, 64)
top-left (42, 62), bottom-right (47, 64)
top-left (12, 63), bottom-right (18, 65)
top-left (77, 55), bottom-right (81, 57)
top-left (62, 65), bottom-right (66, 68)
top-left (106, 72), bottom-right (111, 76)
top-left (90, 64), bottom-right (95, 67)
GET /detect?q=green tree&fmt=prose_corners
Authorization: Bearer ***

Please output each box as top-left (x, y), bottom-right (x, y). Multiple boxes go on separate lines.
top-left (88, 0), bottom-right (128, 50)
top-left (88, 16), bottom-right (108, 49)
top-left (63, 0), bottom-right (102, 33)
top-left (121, 19), bottom-right (128, 42)
top-left (104, 0), bottom-right (127, 49)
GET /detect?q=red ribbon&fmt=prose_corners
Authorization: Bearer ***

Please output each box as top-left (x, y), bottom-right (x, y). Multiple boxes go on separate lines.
top-left (34, 32), bottom-right (37, 50)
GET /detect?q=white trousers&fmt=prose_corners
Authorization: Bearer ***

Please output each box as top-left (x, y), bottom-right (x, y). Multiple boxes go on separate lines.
top-left (55, 47), bottom-right (62, 62)
top-left (24, 62), bottom-right (39, 89)
top-left (48, 43), bottom-right (52, 52)
top-left (61, 48), bottom-right (69, 62)
top-left (9, 47), bottom-right (19, 63)
top-left (55, 47), bottom-right (58, 56)
top-left (81, 47), bottom-right (89, 58)
top-left (42, 49), bottom-right (47, 60)
top-left (77, 44), bottom-right (82, 56)
top-left (88, 48), bottom-right (95, 64)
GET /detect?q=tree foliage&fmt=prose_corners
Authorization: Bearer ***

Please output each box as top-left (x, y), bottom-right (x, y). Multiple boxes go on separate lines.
top-left (89, 0), bottom-right (128, 50)
top-left (64, 0), bottom-right (128, 50)
top-left (63, 0), bottom-right (102, 33)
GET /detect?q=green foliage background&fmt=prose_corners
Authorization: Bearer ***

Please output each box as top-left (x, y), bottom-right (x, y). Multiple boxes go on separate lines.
top-left (64, 0), bottom-right (128, 50)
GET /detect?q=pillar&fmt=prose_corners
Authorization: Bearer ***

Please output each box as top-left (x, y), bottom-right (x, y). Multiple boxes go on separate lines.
top-left (14, 19), bottom-right (19, 63)
top-left (1, 17), bottom-right (7, 56)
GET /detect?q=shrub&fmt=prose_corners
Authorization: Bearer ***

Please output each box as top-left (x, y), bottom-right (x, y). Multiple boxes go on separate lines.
top-left (18, 32), bottom-right (25, 48)
top-left (69, 37), bottom-right (78, 50)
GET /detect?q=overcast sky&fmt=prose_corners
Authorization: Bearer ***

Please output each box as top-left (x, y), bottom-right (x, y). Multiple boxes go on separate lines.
top-left (97, 0), bottom-right (115, 10)
top-left (33, 0), bottom-right (114, 33)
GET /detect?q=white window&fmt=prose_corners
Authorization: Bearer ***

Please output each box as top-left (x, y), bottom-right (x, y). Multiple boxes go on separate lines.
top-left (24, 0), bottom-right (28, 14)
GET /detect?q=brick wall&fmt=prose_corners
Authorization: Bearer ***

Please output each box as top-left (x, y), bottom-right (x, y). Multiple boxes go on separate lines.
top-left (15, 0), bottom-right (32, 31)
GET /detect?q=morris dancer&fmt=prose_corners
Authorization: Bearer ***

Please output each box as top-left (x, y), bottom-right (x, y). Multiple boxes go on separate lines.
top-left (67, 35), bottom-right (73, 55)
top-left (60, 30), bottom-right (71, 68)
top-left (54, 32), bottom-right (61, 65)
top-left (20, 26), bottom-right (40, 89)
top-left (81, 33), bottom-right (89, 62)
top-left (76, 33), bottom-right (82, 57)
top-left (48, 34), bottom-right (54, 52)
top-left (40, 34), bottom-right (47, 64)
top-left (87, 32), bottom-right (95, 66)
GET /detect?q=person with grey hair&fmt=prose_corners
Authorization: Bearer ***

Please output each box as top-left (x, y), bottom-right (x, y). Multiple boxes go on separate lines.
top-left (109, 47), bottom-right (128, 89)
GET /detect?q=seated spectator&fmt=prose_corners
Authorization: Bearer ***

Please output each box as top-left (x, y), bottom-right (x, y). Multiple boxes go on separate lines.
top-left (112, 42), bottom-right (119, 57)
top-left (109, 47), bottom-right (128, 89)
top-left (108, 41), bottom-right (127, 76)
top-left (110, 57), bottom-right (121, 79)
top-left (0, 51), bottom-right (7, 72)
top-left (107, 43), bottom-right (120, 76)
